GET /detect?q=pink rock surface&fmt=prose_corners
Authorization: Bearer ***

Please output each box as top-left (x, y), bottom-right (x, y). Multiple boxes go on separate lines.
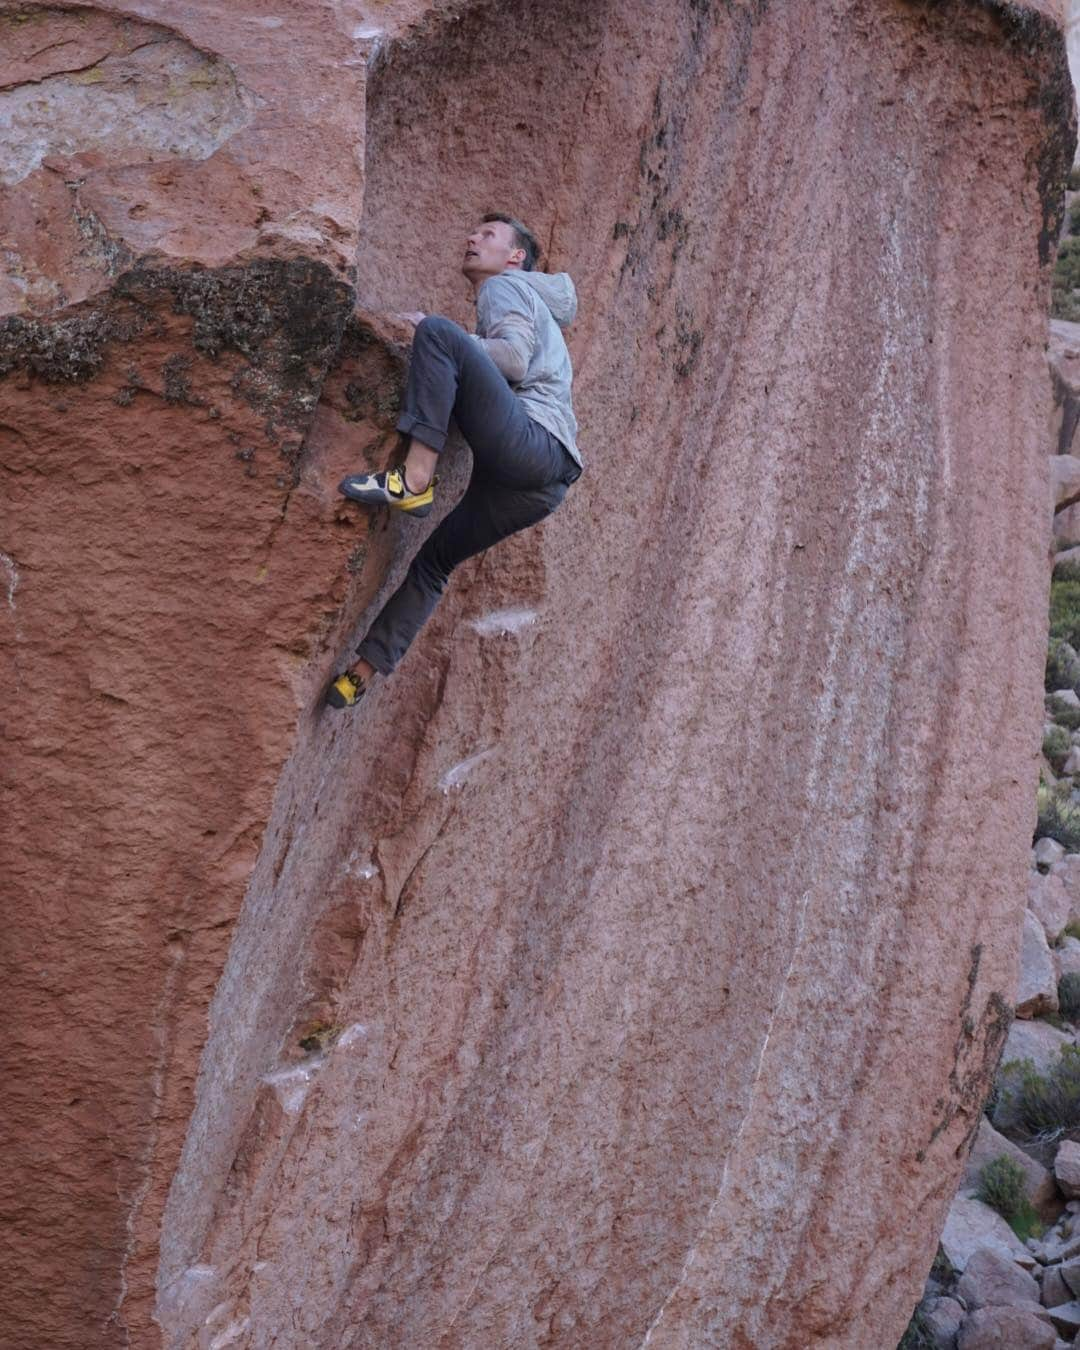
top-left (1, 1), bottom-right (1074, 1348)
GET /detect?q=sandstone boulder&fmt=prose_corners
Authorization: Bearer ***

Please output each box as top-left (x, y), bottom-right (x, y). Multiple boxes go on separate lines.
top-left (1052, 854), bottom-right (1080, 922)
top-left (1052, 456), bottom-right (1080, 509)
top-left (1050, 320), bottom-right (1080, 466)
top-left (957, 1305), bottom-right (1056, 1350)
top-left (1045, 1300), bottom-right (1080, 1337)
top-left (941, 1196), bottom-right (1039, 1274)
top-left (1043, 1266), bottom-right (1072, 1309)
top-left (1056, 1141), bottom-right (1080, 1200)
top-left (924, 1296), bottom-right (965, 1348)
top-left (1057, 937), bottom-right (1080, 981)
top-left (1030, 872), bottom-right (1073, 946)
top-left (1018, 910), bottom-right (1061, 1018)
top-left (1060, 1255), bottom-right (1080, 1298)
top-left (1038, 838), bottom-right (1070, 869)
top-left (955, 1247), bottom-right (1041, 1311)
top-left (918, 1296), bottom-right (961, 1350)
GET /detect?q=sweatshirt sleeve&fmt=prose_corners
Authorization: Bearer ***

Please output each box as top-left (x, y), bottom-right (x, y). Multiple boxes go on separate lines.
top-left (473, 276), bottom-right (537, 383)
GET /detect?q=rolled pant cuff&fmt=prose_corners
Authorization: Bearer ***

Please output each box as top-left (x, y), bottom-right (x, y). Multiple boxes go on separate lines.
top-left (354, 639), bottom-right (394, 676)
top-left (396, 413), bottom-right (447, 454)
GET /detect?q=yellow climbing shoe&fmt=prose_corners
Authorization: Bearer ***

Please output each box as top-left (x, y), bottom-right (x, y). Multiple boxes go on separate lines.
top-left (338, 467), bottom-right (436, 518)
top-left (325, 670), bottom-right (366, 709)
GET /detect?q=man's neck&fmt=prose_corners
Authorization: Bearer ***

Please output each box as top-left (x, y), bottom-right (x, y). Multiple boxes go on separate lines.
top-left (467, 263), bottom-right (522, 298)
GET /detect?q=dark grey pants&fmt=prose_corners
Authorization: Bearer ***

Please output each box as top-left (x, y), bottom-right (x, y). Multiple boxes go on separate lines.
top-left (356, 315), bottom-right (580, 675)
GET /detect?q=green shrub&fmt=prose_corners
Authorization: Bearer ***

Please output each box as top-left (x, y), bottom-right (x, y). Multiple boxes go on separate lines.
top-left (1056, 237), bottom-right (1080, 291)
top-left (978, 1155), bottom-right (1025, 1211)
top-left (1060, 973), bottom-right (1080, 1020)
top-left (1064, 920), bottom-right (1080, 942)
top-left (1036, 784), bottom-right (1080, 852)
top-left (1047, 640), bottom-right (1079, 694)
top-left (1068, 167), bottom-right (1080, 191)
top-left (1050, 579), bottom-right (1080, 650)
top-left (1044, 725), bottom-right (1072, 771)
top-left (977, 1155), bottom-right (1040, 1240)
top-left (1053, 705), bottom-right (1080, 732)
top-left (1007, 1200), bottom-right (1041, 1242)
top-left (1052, 287), bottom-right (1080, 323)
top-left (1008, 1046), bottom-right (1080, 1142)
top-left (1052, 232), bottom-right (1080, 319)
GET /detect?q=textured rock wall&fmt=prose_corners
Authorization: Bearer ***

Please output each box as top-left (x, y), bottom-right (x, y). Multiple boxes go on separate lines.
top-left (1, 2), bottom-right (1074, 1347)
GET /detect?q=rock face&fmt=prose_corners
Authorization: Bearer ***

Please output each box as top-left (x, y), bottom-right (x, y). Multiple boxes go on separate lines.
top-left (955, 1246), bottom-right (1041, 1310)
top-left (1, 2), bottom-right (1074, 1349)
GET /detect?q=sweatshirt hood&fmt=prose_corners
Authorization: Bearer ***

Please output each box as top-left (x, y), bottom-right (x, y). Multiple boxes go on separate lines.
top-left (499, 269), bottom-right (577, 328)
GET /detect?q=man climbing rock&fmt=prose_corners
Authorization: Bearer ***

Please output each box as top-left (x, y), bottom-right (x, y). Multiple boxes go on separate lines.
top-left (326, 213), bottom-right (582, 708)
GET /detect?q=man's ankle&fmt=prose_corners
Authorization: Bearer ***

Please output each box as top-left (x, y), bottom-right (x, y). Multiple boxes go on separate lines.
top-left (350, 658), bottom-right (376, 684)
top-left (402, 467), bottom-right (431, 495)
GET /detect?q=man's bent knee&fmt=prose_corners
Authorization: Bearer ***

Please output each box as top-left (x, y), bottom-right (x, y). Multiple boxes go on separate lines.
top-left (415, 314), bottom-right (464, 344)
top-left (412, 542), bottom-right (452, 597)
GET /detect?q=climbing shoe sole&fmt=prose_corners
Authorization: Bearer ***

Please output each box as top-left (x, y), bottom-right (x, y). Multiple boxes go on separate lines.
top-left (338, 468), bottom-right (435, 518)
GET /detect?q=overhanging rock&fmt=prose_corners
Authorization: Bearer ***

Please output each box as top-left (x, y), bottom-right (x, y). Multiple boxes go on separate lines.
top-left (1, 2), bottom-right (1073, 1347)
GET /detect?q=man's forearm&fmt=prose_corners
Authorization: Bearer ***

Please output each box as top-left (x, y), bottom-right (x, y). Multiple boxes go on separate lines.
top-left (471, 334), bottom-right (528, 383)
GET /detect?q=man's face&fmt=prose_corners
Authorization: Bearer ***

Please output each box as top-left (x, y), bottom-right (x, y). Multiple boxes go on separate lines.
top-left (462, 220), bottom-right (524, 281)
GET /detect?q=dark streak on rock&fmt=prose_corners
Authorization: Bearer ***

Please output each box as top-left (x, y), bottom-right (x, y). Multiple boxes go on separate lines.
top-left (922, 939), bottom-right (1013, 1160)
top-left (907, 0), bottom-right (1078, 266)
top-left (0, 257), bottom-right (355, 467)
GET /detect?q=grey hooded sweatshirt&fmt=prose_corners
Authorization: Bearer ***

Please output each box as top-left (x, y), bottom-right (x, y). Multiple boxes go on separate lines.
top-left (471, 269), bottom-right (582, 469)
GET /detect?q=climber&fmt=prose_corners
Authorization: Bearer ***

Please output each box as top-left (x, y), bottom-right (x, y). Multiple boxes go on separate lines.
top-left (325, 212), bottom-right (582, 709)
